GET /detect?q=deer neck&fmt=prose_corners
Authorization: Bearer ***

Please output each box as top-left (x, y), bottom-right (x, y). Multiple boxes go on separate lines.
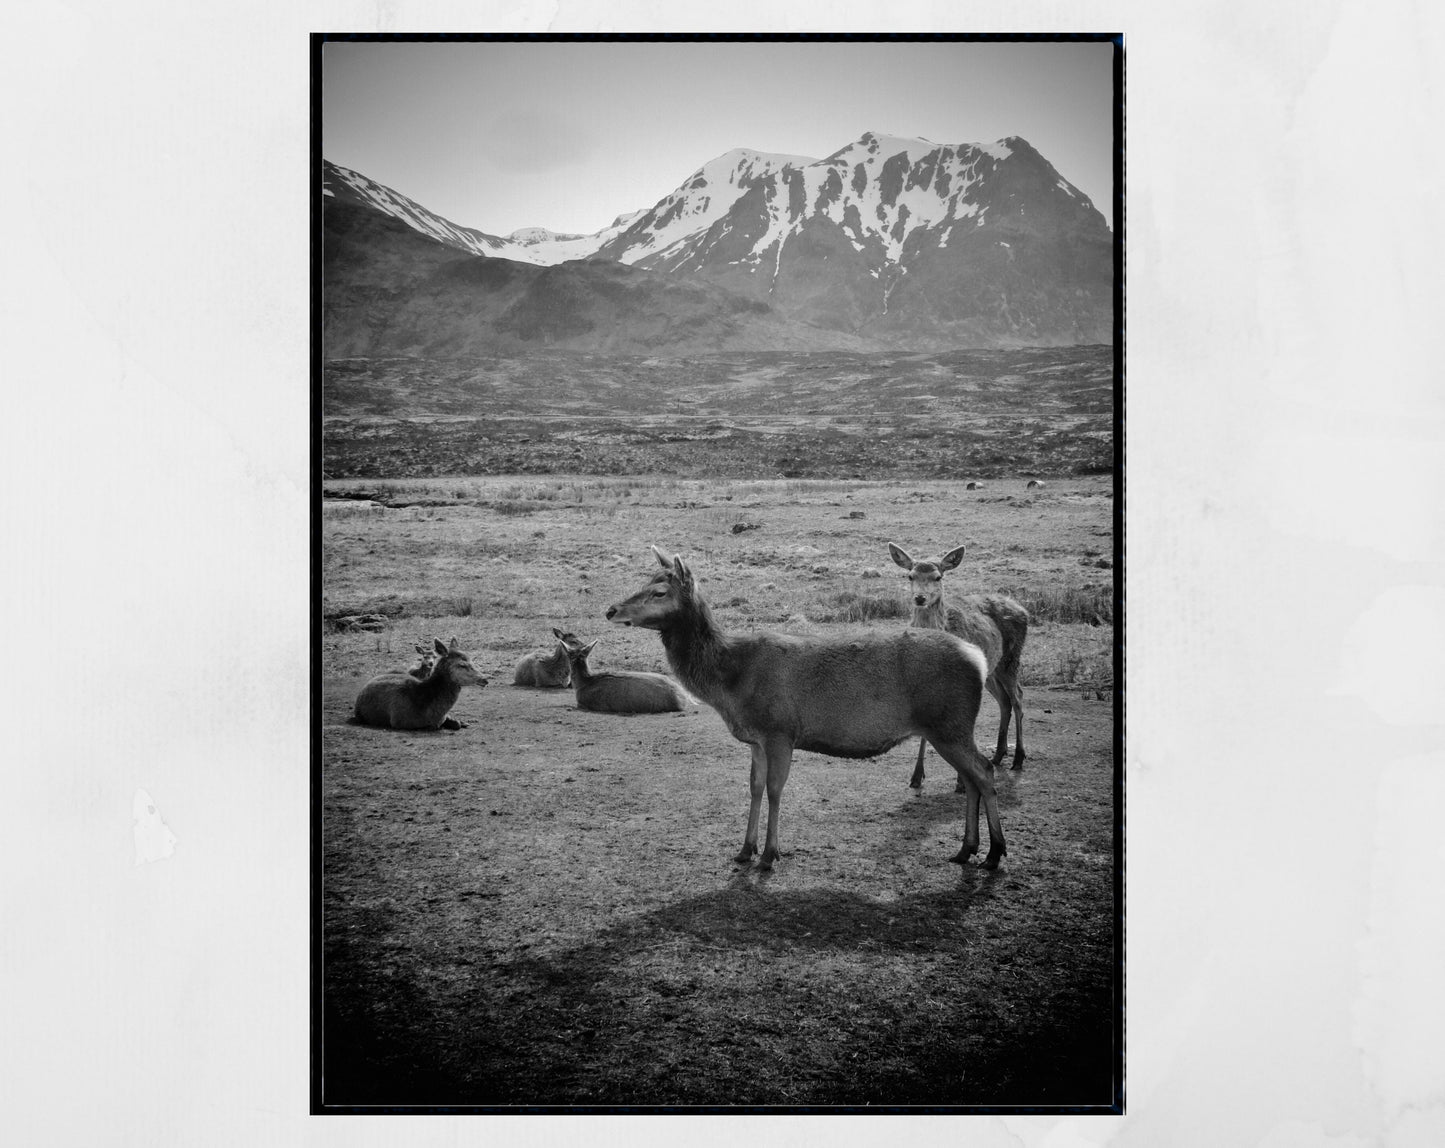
top-left (659, 594), bottom-right (727, 700)
top-left (911, 598), bottom-right (950, 630)
top-left (414, 661), bottom-right (463, 706)
top-left (569, 657), bottom-right (595, 686)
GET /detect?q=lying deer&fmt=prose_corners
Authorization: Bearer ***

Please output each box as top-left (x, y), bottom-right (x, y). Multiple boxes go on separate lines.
top-left (889, 543), bottom-right (1029, 788)
top-left (512, 628), bottom-right (580, 688)
top-left (563, 636), bottom-right (694, 714)
top-left (352, 636), bottom-right (487, 730)
top-left (607, 547), bottom-right (1005, 869)
top-left (407, 642), bottom-right (437, 680)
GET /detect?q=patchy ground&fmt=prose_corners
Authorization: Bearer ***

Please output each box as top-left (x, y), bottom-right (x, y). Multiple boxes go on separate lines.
top-left (321, 345), bottom-right (1114, 480)
top-left (319, 476), bottom-right (1119, 1109)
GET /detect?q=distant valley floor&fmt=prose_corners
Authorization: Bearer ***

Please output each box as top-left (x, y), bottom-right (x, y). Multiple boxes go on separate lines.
top-left (321, 345), bottom-right (1115, 480)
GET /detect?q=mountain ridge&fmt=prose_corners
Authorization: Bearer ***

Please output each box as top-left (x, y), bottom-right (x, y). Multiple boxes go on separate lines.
top-left (322, 131), bottom-right (1113, 353)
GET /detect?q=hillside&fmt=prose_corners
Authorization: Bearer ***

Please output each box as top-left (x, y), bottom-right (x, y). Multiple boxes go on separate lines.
top-left (322, 200), bottom-right (878, 357)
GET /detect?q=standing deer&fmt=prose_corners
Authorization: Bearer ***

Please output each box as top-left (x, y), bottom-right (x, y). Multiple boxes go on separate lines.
top-left (563, 636), bottom-right (694, 714)
top-left (888, 543), bottom-right (1029, 788)
top-left (512, 628), bottom-right (580, 688)
top-left (606, 547), bottom-right (1006, 869)
top-left (352, 636), bottom-right (487, 730)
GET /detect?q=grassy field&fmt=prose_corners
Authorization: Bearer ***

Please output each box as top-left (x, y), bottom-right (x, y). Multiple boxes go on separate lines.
top-left (319, 473), bottom-right (1119, 1108)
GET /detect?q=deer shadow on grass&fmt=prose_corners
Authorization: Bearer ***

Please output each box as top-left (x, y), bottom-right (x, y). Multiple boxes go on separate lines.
top-left (651, 866), bottom-right (1003, 954)
top-left (321, 868), bottom-right (1021, 1108)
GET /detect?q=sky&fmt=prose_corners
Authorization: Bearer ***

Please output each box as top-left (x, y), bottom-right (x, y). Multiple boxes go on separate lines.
top-left (322, 38), bottom-right (1116, 237)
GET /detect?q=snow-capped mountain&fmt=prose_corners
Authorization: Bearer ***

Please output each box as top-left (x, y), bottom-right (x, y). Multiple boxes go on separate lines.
top-left (322, 132), bottom-right (1114, 350)
top-left (323, 161), bottom-right (644, 266)
top-left (324, 160), bottom-right (522, 260)
top-left (595, 132), bottom-right (1102, 268)
top-left (321, 189), bottom-right (872, 357)
top-left (591, 149), bottom-right (818, 266)
top-left (597, 132), bottom-right (1112, 344)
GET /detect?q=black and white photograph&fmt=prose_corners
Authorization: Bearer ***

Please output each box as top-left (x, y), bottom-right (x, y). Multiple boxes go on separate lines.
top-left (8, 2), bottom-right (1444, 1144)
top-left (316, 34), bottom-right (1122, 1110)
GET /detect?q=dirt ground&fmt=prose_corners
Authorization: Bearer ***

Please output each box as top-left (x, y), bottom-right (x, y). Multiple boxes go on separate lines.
top-left (318, 476), bottom-right (1119, 1109)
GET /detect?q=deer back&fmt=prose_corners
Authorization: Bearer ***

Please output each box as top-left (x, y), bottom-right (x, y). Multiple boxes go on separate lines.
top-left (513, 641), bottom-right (572, 687)
top-left (678, 628), bottom-right (985, 750)
top-left (575, 669), bottom-right (687, 714)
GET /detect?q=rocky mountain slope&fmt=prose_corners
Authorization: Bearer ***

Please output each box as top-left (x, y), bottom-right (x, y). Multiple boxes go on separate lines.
top-left (322, 131), bottom-right (1114, 353)
top-left (322, 196), bottom-right (876, 357)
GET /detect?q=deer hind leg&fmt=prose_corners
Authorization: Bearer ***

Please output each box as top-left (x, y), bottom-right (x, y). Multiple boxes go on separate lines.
top-left (930, 737), bottom-right (1007, 869)
top-left (992, 650), bottom-right (1027, 769)
top-left (985, 675), bottom-right (1012, 771)
top-left (909, 737), bottom-right (927, 789)
top-left (758, 738), bottom-right (795, 870)
top-left (1006, 675), bottom-right (1026, 770)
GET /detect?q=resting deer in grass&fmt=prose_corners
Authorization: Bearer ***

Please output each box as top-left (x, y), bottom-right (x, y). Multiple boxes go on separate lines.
top-left (407, 642), bottom-right (438, 680)
top-left (563, 636), bottom-right (694, 714)
top-left (512, 627), bottom-right (580, 688)
top-left (352, 636), bottom-right (487, 731)
top-left (889, 543), bottom-right (1029, 788)
top-left (607, 547), bottom-right (1006, 869)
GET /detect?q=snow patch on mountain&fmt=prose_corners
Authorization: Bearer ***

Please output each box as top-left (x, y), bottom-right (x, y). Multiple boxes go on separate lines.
top-left (613, 148), bottom-right (816, 266)
top-left (509, 226), bottom-right (587, 245)
top-left (327, 130), bottom-right (1099, 279)
top-left (324, 161), bottom-right (527, 259)
top-left (618, 132), bottom-right (1090, 277)
top-left (324, 160), bottom-right (647, 266)
top-left (801, 133), bottom-right (1004, 264)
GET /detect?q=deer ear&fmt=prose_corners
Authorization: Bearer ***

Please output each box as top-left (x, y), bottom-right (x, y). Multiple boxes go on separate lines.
top-left (447, 636), bottom-right (461, 652)
top-left (673, 556), bottom-right (693, 585)
top-left (581, 640), bottom-right (598, 658)
top-left (552, 627), bottom-right (564, 639)
top-left (888, 543), bottom-right (913, 570)
top-left (650, 545), bottom-right (674, 571)
top-left (939, 546), bottom-right (965, 572)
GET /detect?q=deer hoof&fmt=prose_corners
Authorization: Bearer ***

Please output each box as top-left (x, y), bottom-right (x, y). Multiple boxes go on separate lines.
top-left (733, 845), bottom-right (757, 864)
top-left (984, 845), bottom-right (1006, 870)
top-left (909, 777), bottom-right (923, 790)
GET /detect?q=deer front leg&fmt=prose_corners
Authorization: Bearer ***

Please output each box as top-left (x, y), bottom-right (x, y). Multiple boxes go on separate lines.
top-left (909, 737), bottom-right (927, 788)
top-left (758, 739), bottom-right (795, 870)
top-left (735, 742), bottom-right (767, 864)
